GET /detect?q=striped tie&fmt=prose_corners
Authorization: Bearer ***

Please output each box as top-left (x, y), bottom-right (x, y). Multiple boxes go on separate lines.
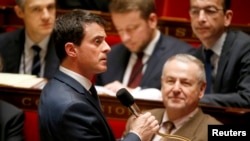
top-left (31, 45), bottom-right (41, 77)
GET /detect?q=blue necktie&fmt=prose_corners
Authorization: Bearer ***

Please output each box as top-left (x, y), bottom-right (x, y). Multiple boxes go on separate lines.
top-left (31, 45), bottom-right (41, 77)
top-left (204, 49), bottom-right (213, 94)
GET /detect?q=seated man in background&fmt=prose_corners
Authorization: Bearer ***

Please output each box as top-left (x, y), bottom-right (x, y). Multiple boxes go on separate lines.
top-left (0, 100), bottom-right (24, 141)
top-left (95, 0), bottom-right (200, 95)
top-left (123, 54), bottom-right (222, 141)
top-left (189, 0), bottom-right (250, 108)
top-left (0, 0), bottom-right (59, 79)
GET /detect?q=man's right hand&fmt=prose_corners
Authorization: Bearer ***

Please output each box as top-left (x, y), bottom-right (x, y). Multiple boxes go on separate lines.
top-left (129, 112), bottom-right (159, 141)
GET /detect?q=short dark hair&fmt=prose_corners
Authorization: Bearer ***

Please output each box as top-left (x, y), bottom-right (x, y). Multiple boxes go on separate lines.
top-left (109, 0), bottom-right (156, 20)
top-left (53, 9), bottom-right (106, 62)
top-left (223, 0), bottom-right (231, 11)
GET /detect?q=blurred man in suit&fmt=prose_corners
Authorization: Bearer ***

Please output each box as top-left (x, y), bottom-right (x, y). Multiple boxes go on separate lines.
top-left (0, 100), bottom-right (24, 141)
top-left (0, 0), bottom-right (59, 79)
top-left (123, 54), bottom-right (221, 141)
top-left (189, 0), bottom-right (250, 108)
top-left (39, 9), bottom-right (159, 141)
top-left (95, 0), bottom-right (199, 94)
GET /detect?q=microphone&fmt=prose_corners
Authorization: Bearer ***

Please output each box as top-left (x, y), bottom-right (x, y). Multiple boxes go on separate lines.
top-left (116, 88), bottom-right (141, 117)
top-left (116, 88), bottom-right (191, 141)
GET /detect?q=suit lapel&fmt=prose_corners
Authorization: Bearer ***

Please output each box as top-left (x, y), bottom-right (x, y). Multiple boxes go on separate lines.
top-left (172, 109), bottom-right (204, 140)
top-left (118, 49), bottom-right (130, 81)
top-left (149, 108), bottom-right (165, 140)
top-left (44, 37), bottom-right (59, 79)
top-left (214, 31), bottom-right (235, 91)
top-left (54, 71), bottom-right (114, 138)
top-left (55, 71), bottom-right (104, 115)
top-left (142, 34), bottom-right (170, 84)
top-left (5, 29), bottom-right (25, 73)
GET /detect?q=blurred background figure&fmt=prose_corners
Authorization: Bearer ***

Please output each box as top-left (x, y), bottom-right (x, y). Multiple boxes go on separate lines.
top-left (189, 0), bottom-right (250, 108)
top-left (96, 0), bottom-right (200, 95)
top-left (0, 0), bottom-right (59, 79)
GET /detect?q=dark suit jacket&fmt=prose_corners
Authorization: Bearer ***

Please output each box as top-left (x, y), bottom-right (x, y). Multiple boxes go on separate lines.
top-left (0, 100), bottom-right (24, 141)
top-left (124, 108), bottom-right (222, 141)
top-left (0, 28), bottom-right (59, 79)
top-left (38, 70), bottom-right (141, 141)
top-left (96, 33), bottom-right (200, 89)
top-left (199, 30), bottom-right (250, 108)
top-left (57, 0), bottom-right (110, 12)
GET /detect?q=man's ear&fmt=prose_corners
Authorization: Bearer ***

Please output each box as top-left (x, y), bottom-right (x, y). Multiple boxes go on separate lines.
top-left (224, 10), bottom-right (233, 27)
top-left (199, 82), bottom-right (206, 99)
top-left (14, 5), bottom-right (25, 19)
top-left (148, 13), bottom-right (158, 28)
top-left (65, 42), bottom-right (77, 57)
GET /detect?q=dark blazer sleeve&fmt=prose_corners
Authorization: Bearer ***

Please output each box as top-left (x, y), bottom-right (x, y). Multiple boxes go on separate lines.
top-left (122, 132), bottom-right (141, 141)
top-left (0, 29), bottom-right (24, 73)
top-left (0, 100), bottom-right (24, 141)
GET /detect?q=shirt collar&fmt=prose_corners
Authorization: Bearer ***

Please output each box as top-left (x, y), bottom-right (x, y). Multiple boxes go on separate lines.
top-left (207, 32), bottom-right (227, 57)
top-left (25, 32), bottom-right (50, 53)
top-left (162, 108), bottom-right (199, 131)
top-left (59, 66), bottom-right (92, 90)
top-left (131, 29), bottom-right (160, 58)
top-left (144, 29), bottom-right (160, 57)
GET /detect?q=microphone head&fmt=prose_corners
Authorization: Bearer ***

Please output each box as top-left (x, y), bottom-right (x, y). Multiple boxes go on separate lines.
top-left (116, 88), bottom-right (135, 107)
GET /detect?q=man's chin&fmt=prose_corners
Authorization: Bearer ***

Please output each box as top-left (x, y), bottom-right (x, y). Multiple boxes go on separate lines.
top-left (167, 103), bottom-right (184, 109)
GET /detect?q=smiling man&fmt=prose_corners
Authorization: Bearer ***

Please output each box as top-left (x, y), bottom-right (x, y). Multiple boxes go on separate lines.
top-left (123, 54), bottom-right (222, 141)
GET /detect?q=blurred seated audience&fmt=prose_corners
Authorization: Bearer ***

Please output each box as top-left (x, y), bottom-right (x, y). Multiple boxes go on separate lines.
top-left (95, 0), bottom-right (200, 95)
top-left (0, 0), bottom-right (59, 79)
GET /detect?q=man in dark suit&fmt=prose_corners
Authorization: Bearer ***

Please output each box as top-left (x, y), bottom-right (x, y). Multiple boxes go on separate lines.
top-left (0, 0), bottom-right (59, 79)
top-left (0, 100), bottom-right (24, 141)
top-left (189, 0), bottom-right (250, 108)
top-left (95, 0), bottom-right (199, 94)
top-left (38, 10), bottom-right (159, 141)
top-left (123, 54), bottom-right (222, 141)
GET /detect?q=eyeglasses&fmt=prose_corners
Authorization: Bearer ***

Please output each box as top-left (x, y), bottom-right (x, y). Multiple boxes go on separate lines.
top-left (189, 6), bottom-right (224, 17)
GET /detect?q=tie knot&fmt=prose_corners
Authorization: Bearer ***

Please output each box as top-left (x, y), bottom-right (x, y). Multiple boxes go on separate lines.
top-left (204, 49), bottom-right (213, 62)
top-left (32, 45), bottom-right (41, 53)
top-left (163, 121), bottom-right (175, 134)
top-left (136, 52), bottom-right (144, 60)
top-left (205, 49), bottom-right (213, 57)
top-left (89, 85), bottom-right (97, 95)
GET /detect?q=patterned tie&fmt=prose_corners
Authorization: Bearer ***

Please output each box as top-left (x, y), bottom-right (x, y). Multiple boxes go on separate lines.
top-left (160, 121), bottom-right (175, 141)
top-left (128, 52), bottom-right (144, 88)
top-left (31, 45), bottom-right (41, 77)
top-left (204, 49), bottom-right (213, 94)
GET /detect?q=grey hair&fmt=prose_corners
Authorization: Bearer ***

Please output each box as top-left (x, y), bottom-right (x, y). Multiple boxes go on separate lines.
top-left (162, 53), bottom-right (206, 83)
